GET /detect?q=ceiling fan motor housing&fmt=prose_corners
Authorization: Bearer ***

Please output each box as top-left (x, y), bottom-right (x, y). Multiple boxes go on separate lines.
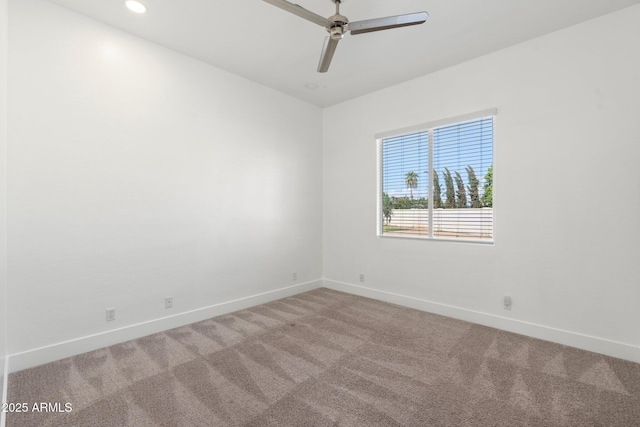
top-left (328, 13), bottom-right (348, 40)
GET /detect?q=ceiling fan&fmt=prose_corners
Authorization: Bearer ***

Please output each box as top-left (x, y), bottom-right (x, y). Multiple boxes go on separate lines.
top-left (263, 0), bottom-right (429, 73)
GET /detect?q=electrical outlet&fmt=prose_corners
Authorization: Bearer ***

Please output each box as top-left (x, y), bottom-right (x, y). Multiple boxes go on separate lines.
top-left (165, 297), bottom-right (173, 309)
top-left (360, 274), bottom-right (365, 283)
top-left (106, 308), bottom-right (115, 322)
top-left (292, 272), bottom-right (297, 281)
top-left (504, 296), bottom-right (512, 311)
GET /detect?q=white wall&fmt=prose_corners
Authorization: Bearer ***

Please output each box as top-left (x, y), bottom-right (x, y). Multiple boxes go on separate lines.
top-left (323, 5), bottom-right (640, 361)
top-left (0, 0), bottom-right (8, 408)
top-left (7, 0), bottom-right (322, 368)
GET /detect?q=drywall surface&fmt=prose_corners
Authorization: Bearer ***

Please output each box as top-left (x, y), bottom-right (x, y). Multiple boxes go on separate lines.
top-left (323, 5), bottom-right (640, 360)
top-left (0, 0), bottom-right (8, 408)
top-left (7, 0), bottom-right (322, 359)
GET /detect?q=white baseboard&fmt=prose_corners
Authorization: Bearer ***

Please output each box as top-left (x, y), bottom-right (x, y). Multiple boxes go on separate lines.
top-left (322, 279), bottom-right (640, 364)
top-left (8, 280), bottom-right (322, 373)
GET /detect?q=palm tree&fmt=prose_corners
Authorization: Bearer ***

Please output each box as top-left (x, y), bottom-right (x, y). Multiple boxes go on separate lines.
top-left (405, 171), bottom-right (418, 200)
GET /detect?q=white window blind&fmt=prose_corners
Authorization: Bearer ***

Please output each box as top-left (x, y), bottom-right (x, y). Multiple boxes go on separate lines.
top-left (379, 114), bottom-right (494, 243)
top-left (381, 131), bottom-right (430, 236)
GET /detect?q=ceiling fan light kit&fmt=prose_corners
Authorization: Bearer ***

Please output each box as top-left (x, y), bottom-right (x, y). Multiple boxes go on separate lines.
top-left (263, 0), bottom-right (428, 73)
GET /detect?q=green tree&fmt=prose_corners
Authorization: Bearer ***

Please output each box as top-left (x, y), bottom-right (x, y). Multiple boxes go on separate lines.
top-left (482, 165), bottom-right (493, 207)
top-left (466, 166), bottom-right (482, 208)
top-left (405, 171), bottom-right (418, 200)
top-left (454, 171), bottom-right (467, 208)
top-left (412, 197), bottom-right (428, 209)
top-left (443, 168), bottom-right (455, 208)
top-left (392, 196), bottom-right (412, 209)
top-left (382, 192), bottom-right (393, 224)
top-left (432, 170), bottom-right (442, 208)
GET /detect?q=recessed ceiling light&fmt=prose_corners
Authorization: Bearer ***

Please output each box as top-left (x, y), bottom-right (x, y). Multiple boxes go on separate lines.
top-left (305, 83), bottom-right (319, 90)
top-left (125, 1), bottom-right (147, 14)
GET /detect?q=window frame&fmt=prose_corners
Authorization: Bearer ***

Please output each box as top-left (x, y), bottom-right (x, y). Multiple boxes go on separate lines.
top-left (376, 109), bottom-right (497, 245)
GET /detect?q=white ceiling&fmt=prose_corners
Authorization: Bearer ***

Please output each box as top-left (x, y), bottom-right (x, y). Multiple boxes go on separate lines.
top-left (46, 0), bottom-right (640, 107)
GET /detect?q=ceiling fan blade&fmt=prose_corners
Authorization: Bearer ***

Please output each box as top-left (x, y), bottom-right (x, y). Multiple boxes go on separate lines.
top-left (317, 36), bottom-right (339, 73)
top-left (349, 12), bottom-right (428, 35)
top-left (263, 0), bottom-right (330, 27)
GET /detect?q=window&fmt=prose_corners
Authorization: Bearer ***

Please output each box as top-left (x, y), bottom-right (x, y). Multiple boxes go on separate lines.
top-left (378, 110), bottom-right (495, 243)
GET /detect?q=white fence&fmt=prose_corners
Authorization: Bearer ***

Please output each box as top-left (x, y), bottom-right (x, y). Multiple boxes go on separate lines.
top-left (385, 208), bottom-right (493, 239)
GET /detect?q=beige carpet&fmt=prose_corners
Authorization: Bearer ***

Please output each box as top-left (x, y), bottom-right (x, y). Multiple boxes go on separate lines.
top-left (6, 288), bottom-right (640, 426)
